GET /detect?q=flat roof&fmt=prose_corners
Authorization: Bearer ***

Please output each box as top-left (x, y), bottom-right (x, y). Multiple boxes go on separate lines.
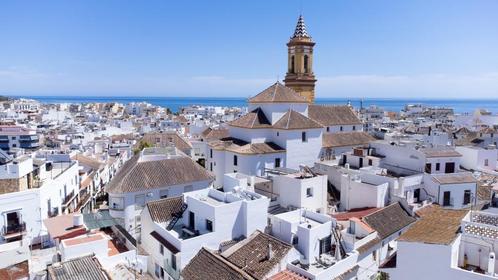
top-left (62, 233), bottom-right (105, 247)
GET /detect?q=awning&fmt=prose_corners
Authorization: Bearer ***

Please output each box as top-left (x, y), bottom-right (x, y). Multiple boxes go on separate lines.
top-left (83, 210), bottom-right (116, 230)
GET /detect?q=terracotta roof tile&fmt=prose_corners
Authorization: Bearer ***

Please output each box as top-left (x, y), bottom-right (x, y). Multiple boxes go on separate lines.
top-left (362, 203), bottom-right (416, 239)
top-left (229, 108), bottom-right (272, 129)
top-left (269, 270), bottom-right (309, 280)
top-left (107, 154), bottom-right (214, 194)
top-left (431, 172), bottom-right (477, 185)
top-left (182, 248), bottom-right (254, 280)
top-left (419, 148), bottom-right (462, 158)
top-left (398, 205), bottom-right (468, 245)
top-left (201, 127), bottom-right (230, 140)
top-left (47, 255), bottom-right (107, 280)
top-left (142, 132), bottom-right (193, 152)
top-left (248, 82), bottom-right (308, 104)
top-left (322, 132), bottom-right (375, 148)
top-left (146, 196), bottom-right (184, 223)
top-left (308, 105), bottom-right (361, 126)
top-left (273, 110), bottom-right (322, 130)
top-left (222, 230), bottom-right (292, 279)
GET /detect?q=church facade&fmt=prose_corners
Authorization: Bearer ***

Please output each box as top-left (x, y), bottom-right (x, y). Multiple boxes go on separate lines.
top-left (206, 15), bottom-right (372, 187)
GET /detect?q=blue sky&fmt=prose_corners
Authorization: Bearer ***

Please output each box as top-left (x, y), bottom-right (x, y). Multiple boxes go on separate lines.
top-left (1, 0), bottom-right (497, 98)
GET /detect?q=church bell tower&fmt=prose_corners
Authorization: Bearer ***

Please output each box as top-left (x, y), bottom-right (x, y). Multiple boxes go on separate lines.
top-left (284, 15), bottom-right (317, 103)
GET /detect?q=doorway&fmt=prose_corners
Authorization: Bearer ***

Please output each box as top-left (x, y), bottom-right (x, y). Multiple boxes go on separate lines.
top-left (443, 191), bottom-right (451, 206)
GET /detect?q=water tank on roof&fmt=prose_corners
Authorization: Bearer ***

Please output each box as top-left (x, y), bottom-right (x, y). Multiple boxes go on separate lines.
top-left (73, 214), bottom-right (83, 227)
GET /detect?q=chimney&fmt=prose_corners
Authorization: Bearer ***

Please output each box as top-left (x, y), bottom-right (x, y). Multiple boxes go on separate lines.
top-left (267, 243), bottom-right (273, 261)
top-left (488, 252), bottom-right (495, 275)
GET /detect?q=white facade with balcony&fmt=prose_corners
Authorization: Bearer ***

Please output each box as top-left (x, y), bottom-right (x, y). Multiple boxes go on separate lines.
top-left (140, 188), bottom-right (270, 280)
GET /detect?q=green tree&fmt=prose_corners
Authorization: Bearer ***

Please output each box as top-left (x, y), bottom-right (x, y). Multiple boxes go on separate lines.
top-left (134, 139), bottom-right (152, 154)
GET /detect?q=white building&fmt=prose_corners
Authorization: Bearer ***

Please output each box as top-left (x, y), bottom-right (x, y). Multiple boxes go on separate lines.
top-left (207, 82), bottom-right (369, 188)
top-left (388, 205), bottom-right (498, 280)
top-left (0, 153), bottom-right (79, 247)
top-left (0, 125), bottom-right (40, 151)
top-left (140, 187), bottom-right (269, 280)
top-left (456, 146), bottom-right (498, 172)
top-left (107, 147), bottom-right (214, 238)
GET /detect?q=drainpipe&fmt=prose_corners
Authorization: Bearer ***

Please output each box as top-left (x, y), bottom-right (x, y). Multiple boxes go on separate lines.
top-left (437, 184), bottom-right (441, 205)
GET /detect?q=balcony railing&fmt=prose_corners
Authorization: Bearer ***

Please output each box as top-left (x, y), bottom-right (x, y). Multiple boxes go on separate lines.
top-left (62, 190), bottom-right (76, 205)
top-left (48, 208), bottom-right (59, 218)
top-left (2, 222), bottom-right (26, 236)
top-left (164, 259), bottom-right (180, 280)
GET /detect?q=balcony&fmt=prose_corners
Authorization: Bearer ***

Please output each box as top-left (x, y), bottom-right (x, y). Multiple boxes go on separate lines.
top-left (62, 190), bottom-right (76, 206)
top-left (2, 222), bottom-right (26, 237)
top-left (19, 142), bottom-right (40, 149)
top-left (163, 259), bottom-right (180, 280)
top-left (76, 191), bottom-right (91, 212)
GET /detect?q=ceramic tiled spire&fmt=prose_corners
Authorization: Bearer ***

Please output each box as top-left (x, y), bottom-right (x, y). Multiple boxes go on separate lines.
top-left (291, 15), bottom-right (310, 39)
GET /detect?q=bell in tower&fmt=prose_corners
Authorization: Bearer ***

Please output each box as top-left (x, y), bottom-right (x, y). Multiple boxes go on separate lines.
top-left (284, 15), bottom-right (317, 103)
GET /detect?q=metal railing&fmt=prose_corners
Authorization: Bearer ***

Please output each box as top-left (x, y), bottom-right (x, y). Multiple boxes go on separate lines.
top-left (164, 259), bottom-right (180, 280)
top-left (2, 222), bottom-right (26, 236)
top-left (62, 190), bottom-right (76, 205)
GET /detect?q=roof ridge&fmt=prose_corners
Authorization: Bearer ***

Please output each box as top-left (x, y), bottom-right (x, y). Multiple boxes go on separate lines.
top-left (203, 248), bottom-right (255, 280)
top-left (286, 110), bottom-right (292, 129)
top-left (363, 202), bottom-right (399, 220)
top-left (272, 83), bottom-right (278, 102)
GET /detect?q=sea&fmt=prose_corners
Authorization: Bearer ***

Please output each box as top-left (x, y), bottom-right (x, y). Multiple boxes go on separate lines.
top-left (14, 96), bottom-right (498, 114)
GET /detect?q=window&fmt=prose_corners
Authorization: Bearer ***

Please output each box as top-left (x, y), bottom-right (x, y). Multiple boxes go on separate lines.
top-left (135, 194), bottom-right (145, 210)
top-left (276, 132), bottom-right (279, 137)
top-left (425, 163), bottom-right (432, 173)
top-left (155, 263), bottom-right (161, 278)
top-left (372, 251), bottom-right (377, 261)
top-left (206, 219), bottom-right (213, 231)
top-left (303, 55), bottom-right (309, 73)
top-left (436, 163), bottom-right (440, 171)
top-left (210, 149), bottom-right (213, 158)
top-left (292, 235), bottom-right (299, 245)
top-left (368, 159), bottom-right (373, 166)
top-left (210, 162), bottom-right (213, 171)
top-left (110, 197), bottom-right (124, 210)
top-left (302, 132), bottom-right (307, 142)
top-left (160, 244), bottom-right (164, 255)
top-left (275, 158), bottom-right (281, 168)
top-left (160, 189), bottom-right (169, 199)
top-left (290, 55), bottom-right (295, 73)
top-left (135, 216), bottom-right (141, 233)
top-left (306, 187), bottom-right (313, 197)
top-left (326, 127), bottom-right (330, 132)
top-left (485, 159), bottom-right (489, 166)
top-left (353, 126), bottom-right (356, 131)
top-left (171, 252), bottom-right (177, 270)
top-left (340, 126), bottom-right (343, 131)
top-left (318, 235), bottom-right (332, 255)
top-left (464, 190), bottom-right (471, 205)
top-left (233, 155), bottom-right (238, 166)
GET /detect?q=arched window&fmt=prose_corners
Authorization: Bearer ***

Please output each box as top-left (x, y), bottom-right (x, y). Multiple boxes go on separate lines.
top-left (304, 55), bottom-right (309, 73)
top-left (291, 56), bottom-right (295, 73)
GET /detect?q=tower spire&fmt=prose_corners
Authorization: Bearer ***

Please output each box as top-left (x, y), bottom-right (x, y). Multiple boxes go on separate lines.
top-left (292, 15), bottom-right (310, 39)
top-left (284, 15), bottom-right (317, 103)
